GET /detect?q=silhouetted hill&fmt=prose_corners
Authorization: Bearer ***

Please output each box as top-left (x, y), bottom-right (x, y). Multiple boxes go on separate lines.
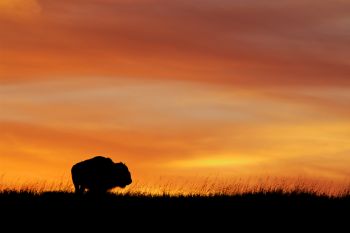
top-left (1, 190), bottom-right (349, 230)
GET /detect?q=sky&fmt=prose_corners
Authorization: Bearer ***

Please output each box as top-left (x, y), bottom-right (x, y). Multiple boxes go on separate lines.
top-left (1, 0), bottom-right (350, 189)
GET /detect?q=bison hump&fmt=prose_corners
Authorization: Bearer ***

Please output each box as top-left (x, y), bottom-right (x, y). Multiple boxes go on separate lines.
top-left (89, 156), bottom-right (113, 163)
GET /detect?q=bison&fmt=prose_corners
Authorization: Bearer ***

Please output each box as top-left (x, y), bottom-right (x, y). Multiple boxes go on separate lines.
top-left (71, 156), bottom-right (132, 194)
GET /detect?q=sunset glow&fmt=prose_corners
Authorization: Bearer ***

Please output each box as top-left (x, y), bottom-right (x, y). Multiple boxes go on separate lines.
top-left (1, 0), bottom-right (350, 192)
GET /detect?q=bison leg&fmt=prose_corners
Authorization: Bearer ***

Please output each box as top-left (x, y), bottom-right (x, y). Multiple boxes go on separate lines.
top-left (73, 181), bottom-right (85, 194)
top-left (76, 185), bottom-right (85, 194)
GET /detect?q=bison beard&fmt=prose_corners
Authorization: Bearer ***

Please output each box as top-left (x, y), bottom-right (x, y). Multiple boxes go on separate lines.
top-left (71, 156), bottom-right (132, 194)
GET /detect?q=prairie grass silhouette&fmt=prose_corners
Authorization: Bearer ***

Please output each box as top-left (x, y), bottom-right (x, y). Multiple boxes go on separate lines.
top-left (1, 176), bottom-right (350, 208)
top-left (1, 178), bottom-right (349, 230)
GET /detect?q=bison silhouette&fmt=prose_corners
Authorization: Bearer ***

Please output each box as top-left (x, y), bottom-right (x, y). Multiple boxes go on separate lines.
top-left (71, 156), bottom-right (132, 194)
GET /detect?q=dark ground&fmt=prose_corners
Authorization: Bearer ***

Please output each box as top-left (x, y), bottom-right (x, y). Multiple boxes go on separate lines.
top-left (1, 191), bottom-right (349, 230)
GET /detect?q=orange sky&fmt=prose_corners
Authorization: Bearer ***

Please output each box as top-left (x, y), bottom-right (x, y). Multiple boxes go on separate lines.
top-left (1, 0), bottom-right (350, 188)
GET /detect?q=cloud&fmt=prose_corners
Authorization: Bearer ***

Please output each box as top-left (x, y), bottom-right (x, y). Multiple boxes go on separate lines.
top-left (1, 78), bottom-right (350, 182)
top-left (1, 0), bottom-right (349, 85)
top-left (0, 0), bottom-right (41, 20)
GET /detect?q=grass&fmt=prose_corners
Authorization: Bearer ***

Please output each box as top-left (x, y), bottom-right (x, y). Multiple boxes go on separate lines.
top-left (1, 187), bottom-right (349, 215)
top-left (1, 175), bottom-right (350, 195)
top-left (1, 176), bottom-right (350, 208)
top-left (1, 178), bottom-right (350, 229)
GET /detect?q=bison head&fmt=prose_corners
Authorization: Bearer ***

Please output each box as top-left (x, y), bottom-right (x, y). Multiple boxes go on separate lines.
top-left (113, 162), bottom-right (132, 188)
